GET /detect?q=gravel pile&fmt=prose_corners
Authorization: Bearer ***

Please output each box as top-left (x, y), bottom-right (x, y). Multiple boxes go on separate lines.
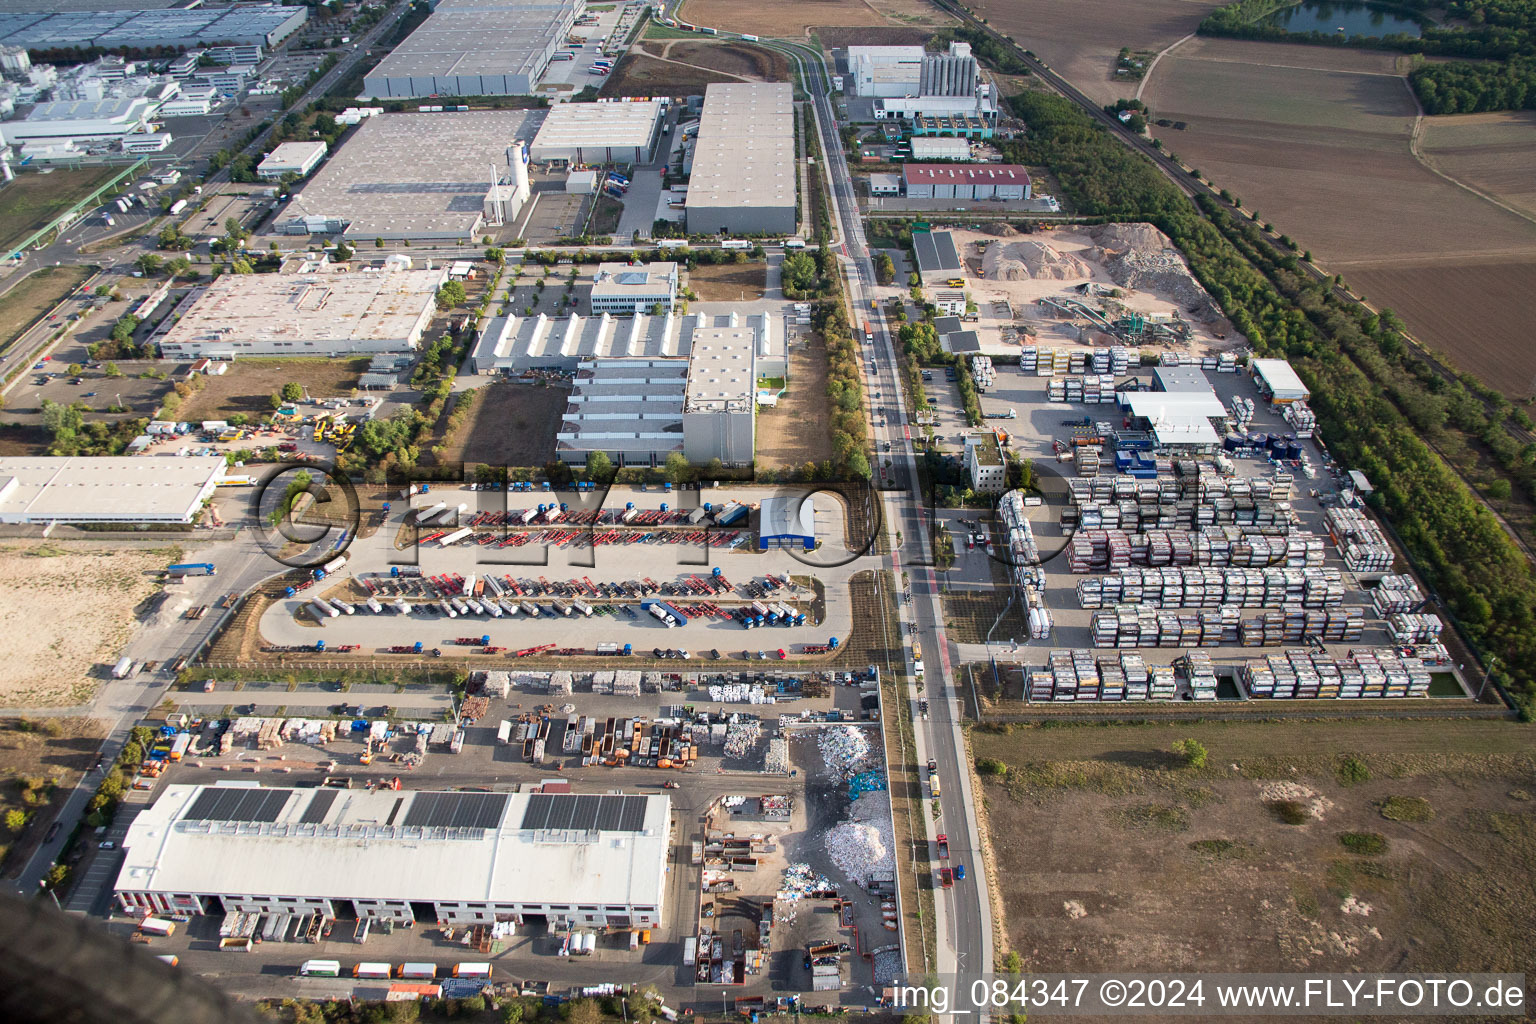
top-left (764, 736), bottom-right (791, 774)
top-left (819, 725), bottom-right (875, 779)
top-left (983, 239), bottom-right (1092, 281)
top-left (824, 790), bottom-right (895, 886)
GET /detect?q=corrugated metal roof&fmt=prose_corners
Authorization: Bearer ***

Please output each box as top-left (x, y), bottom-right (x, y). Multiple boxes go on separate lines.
top-left (902, 163), bottom-right (1030, 185)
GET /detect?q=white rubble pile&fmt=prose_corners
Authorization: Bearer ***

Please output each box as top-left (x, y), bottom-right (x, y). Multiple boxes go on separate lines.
top-left (723, 719), bottom-right (761, 758)
top-left (824, 791), bottom-right (895, 886)
top-left (764, 736), bottom-right (791, 774)
top-left (819, 725), bottom-right (875, 779)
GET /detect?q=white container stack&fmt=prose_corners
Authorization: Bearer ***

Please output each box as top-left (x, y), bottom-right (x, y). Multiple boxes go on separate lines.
top-left (1077, 566), bottom-right (1346, 610)
top-left (1325, 508), bottom-right (1394, 573)
top-left (1182, 651), bottom-right (1219, 700)
top-left (970, 355), bottom-right (995, 390)
top-left (1283, 401), bottom-right (1316, 438)
top-left (1388, 612), bottom-right (1442, 643)
top-left (1371, 574), bottom-right (1423, 616)
top-left (1241, 649), bottom-right (1431, 699)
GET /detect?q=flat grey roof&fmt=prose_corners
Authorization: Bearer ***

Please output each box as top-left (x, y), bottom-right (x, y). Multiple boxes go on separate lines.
top-left (684, 325), bottom-right (756, 413)
top-left (0, 455), bottom-right (225, 522)
top-left (532, 100), bottom-right (663, 151)
top-left (284, 110), bottom-right (545, 238)
top-left (364, 0), bottom-right (576, 82)
top-left (0, 5), bottom-right (302, 49)
top-left (686, 82), bottom-right (795, 215)
top-left (912, 230), bottom-right (962, 275)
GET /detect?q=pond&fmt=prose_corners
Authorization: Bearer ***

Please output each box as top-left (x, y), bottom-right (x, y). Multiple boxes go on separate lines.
top-left (1263, 1), bottom-right (1427, 38)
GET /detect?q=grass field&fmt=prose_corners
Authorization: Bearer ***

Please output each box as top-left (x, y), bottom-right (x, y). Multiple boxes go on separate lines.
top-left (971, 718), bottom-right (1536, 976)
top-left (0, 717), bottom-right (108, 876)
top-left (686, 261), bottom-right (766, 301)
top-left (968, 0), bottom-right (1226, 106)
top-left (175, 357), bottom-right (371, 423)
top-left (677, 0), bottom-right (948, 37)
top-left (0, 266), bottom-right (92, 360)
top-left (0, 166), bottom-right (125, 253)
top-left (1140, 36), bottom-right (1536, 394)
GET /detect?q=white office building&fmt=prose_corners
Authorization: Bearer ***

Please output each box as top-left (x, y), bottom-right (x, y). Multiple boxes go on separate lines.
top-left (588, 262), bottom-right (677, 316)
top-left (258, 140), bottom-right (327, 181)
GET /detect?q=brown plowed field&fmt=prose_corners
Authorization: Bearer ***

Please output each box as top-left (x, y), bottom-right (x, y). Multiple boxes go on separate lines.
top-left (967, 0), bottom-right (1227, 106)
top-left (1141, 36), bottom-right (1536, 395)
top-left (637, 41), bottom-right (790, 82)
top-left (676, 0), bottom-right (949, 38)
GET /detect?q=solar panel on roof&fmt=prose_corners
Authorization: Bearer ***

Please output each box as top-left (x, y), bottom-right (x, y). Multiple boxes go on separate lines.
top-left (517, 793), bottom-right (652, 833)
top-left (299, 789), bottom-right (338, 824)
top-left (401, 791), bottom-right (508, 830)
top-left (183, 787), bottom-right (292, 824)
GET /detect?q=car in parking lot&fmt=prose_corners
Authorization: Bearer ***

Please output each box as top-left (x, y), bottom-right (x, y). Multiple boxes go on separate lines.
top-left (98, 840), bottom-right (116, 850)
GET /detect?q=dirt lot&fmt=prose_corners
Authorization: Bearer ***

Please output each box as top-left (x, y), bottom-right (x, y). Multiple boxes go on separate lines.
top-left (175, 356), bottom-right (372, 423)
top-left (686, 261), bottom-right (767, 301)
top-left (678, 0), bottom-right (950, 36)
top-left (972, 719), bottom-right (1536, 976)
top-left (637, 40), bottom-right (791, 82)
top-left (0, 717), bottom-right (109, 875)
top-left (0, 425), bottom-right (50, 456)
top-left (0, 265), bottom-right (91, 358)
top-left (1419, 110), bottom-right (1536, 221)
top-left (968, 0), bottom-right (1225, 106)
top-left (1140, 36), bottom-right (1536, 394)
top-left (756, 335), bottom-right (834, 471)
top-left (0, 543), bottom-right (179, 706)
top-left (433, 380), bottom-right (569, 468)
top-left (0, 166), bottom-right (124, 252)
top-left (600, 53), bottom-right (737, 97)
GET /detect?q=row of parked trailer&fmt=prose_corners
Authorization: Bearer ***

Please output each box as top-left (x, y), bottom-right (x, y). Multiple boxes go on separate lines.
top-left (431, 527), bottom-right (746, 550)
top-left (299, 960), bottom-right (491, 979)
top-left (466, 500), bottom-right (749, 529)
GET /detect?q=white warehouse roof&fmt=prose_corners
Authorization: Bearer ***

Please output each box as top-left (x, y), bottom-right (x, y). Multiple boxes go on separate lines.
top-left (0, 456), bottom-right (226, 524)
top-left (1123, 392), bottom-right (1226, 446)
top-left (117, 784), bottom-right (671, 910)
top-left (686, 82), bottom-right (794, 214)
top-left (1251, 358), bottom-right (1310, 401)
top-left (530, 99), bottom-right (662, 156)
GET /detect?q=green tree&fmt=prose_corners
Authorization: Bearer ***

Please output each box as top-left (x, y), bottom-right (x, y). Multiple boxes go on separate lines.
top-left (66, 363), bottom-right (83, 375)
top-left (585, 450), bottom-right (613, 483)
top-left (40, 399), bottom-right (84, 442)
top-left (332, 242), bottom-right (353, 262)
top-left (104, 362), bottom-right (120, 378)
top-left (562, 999), bottom-right (602, 1024)
top-left (485, 247), bottom-right (505, 264)
top-left (44, 864), bottom-right (69, 889)
top-left (167, 256), bottom-right (193, 279)
top-left (281, 382), bottom-right (305, 403)
top-left (229, 257), bottom-right (254, 274)
top-left (437, 280), bottom-right (467, 308)
top-left (1171, 738), bottom-right (1208, 770)
top-left (663, 451), bottom-right (691, 483)
top-left (3, 809), bottom-right (26, 832)
top-left (135, 252), bottom-right (163, 275)
top-left (269, 392), bottom-right (284, 410)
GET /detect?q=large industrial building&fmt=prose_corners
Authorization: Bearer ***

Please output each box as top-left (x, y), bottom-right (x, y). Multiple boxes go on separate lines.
top-left (0, 95), bottom-right (154, 146)
top-left (115, 783), bottom-right (671, 929)
top-left (850, 42), bottom-right (998, 125)
top-left (279, 110), bottom-right (544, 240)
top-left (0, 456), bottom-right (226, 524)
top-left (257, 140), bottom-right (326, 181)
top-left (912, 229), bottom-right (963, 287)
top-left (902, 164), bottom-right (1030, 200)
top-left (154, 263), bottom-right (448, 359)
top-left (681, 324), bottom-right (756, 466)
top-left (0, 5), bottom-right (306, 52)
top-left (589, 261), bottom-right (678, 316)
top-left (529, 98), bottom-right (665, 166)
top-left (361, 0), bottom-right (581, 99)
top-left (686, 82), bottom-right (795, 236)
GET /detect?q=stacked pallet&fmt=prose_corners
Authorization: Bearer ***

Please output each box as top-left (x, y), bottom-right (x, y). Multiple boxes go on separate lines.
top-left (1325, 508), bottom-right (1394, 573)
top-left (1236, 606), bottom-right (1365, 646)
top-left (1065, 528), bottom-right (1325, 573)
top-left (1076, 566), bottom-right (1347, 609)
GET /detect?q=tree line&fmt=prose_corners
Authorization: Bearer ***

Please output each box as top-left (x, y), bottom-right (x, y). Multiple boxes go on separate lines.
top-left (1003, 89), bottom-right (1536, 710)
top-left (1199, 0), bottom-right (1536, 110)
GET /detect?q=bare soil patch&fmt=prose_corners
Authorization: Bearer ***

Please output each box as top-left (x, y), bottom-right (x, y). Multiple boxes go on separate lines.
top-left (641, 41), bottom-right (791, 81)
top-left (678, 0), bottom-right (950, 37)
top-left (1419, 110), bottom-right (1536, 221)
top-left (600, 54), bottom-right (737, 97)
top-left (0, 166), bottom-right (123, 252)
top-left (0, 543), bottom-right (180, 706)
top-left (0, 717), bottom-right (109, 875)
top-left (435, 381), bottom-right (569, 468)
top-left (0, 425), bottom-right (50, 456)
top-left (756, 336), bottom-right (833, 471)
top-left (972, 719), bottom-right (1536, 976)
top-left (969, 0), bottom-right (1226, 106)
top-left (175, 357), bottom-right (371, 423)
top-left (1347, 258), bottom-right (1536, 395)
top-left (686, 261), bottom-right (767, 301)
top-left (817, 26), bottom-right (937, 49)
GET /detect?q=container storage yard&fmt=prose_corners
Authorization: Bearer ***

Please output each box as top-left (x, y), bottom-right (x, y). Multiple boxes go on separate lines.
top-left (956, 348), bottom-right (1467, 704)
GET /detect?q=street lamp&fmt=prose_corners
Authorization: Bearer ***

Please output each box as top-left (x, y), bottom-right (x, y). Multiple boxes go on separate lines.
top-left (1477, 656), bottom-right (1498, 702)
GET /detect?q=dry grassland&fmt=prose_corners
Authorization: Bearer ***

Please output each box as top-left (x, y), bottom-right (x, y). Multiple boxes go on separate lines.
top-left (0, 544), bottom-right (176, 706)
top-left (686, 261), bottom-right (767, 301)
top-left (972, 719), bottom-right (1536, 977)
top-left (677, 0), bottom-right (949, 38)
